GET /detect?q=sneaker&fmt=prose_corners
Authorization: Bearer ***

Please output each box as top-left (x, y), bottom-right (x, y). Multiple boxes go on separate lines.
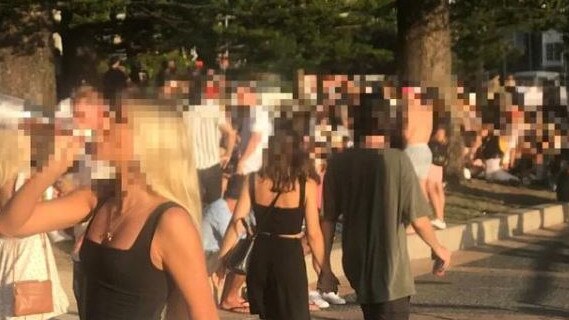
top-left (322, 291), bottom-right (346, 305)
top-left (431, 219), bottom-right (447, 230)
top-left (309, 291), bottom-right (330, 309)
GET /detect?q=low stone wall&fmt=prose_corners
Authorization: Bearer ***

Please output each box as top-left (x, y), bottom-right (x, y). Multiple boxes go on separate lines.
top-left (306, 202), bottom-right (569, 284)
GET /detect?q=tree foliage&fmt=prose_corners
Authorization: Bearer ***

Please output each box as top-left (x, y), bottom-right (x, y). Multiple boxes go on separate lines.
top-left (224, 0), bottom-right (397, 74)
top-left (0, 0), bottom-right (567, 82)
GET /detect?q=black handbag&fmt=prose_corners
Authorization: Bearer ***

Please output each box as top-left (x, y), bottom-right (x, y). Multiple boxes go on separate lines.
top-left (226, 182), bottom-right (282, 275)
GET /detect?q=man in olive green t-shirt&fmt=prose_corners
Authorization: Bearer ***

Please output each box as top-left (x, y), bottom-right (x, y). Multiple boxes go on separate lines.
top-left (319, 91), bottom-right (451, 320)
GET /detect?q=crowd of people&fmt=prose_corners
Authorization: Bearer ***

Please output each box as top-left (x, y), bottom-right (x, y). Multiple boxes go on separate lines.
top-left (0, 57), bottom-right (567, 320)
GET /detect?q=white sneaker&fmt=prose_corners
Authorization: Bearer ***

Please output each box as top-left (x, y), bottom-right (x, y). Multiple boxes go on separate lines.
top-left (309, 291), bottom-right (330, 309)
top-left (321, 291), bottom-right (346, 305)
top-left (431, 219), bottom-right (447, 230)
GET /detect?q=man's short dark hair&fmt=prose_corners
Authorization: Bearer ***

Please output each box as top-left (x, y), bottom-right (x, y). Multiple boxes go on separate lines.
top-left (351, 90), bottom-right (390, 145)
top-left (108, 56), bottom-right (121, 67)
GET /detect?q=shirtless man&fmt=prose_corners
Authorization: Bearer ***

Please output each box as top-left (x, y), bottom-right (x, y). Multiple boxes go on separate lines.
top-left (402, 86), bottom-right (433, 198)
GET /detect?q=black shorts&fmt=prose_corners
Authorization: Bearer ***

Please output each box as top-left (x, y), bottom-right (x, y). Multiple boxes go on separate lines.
top-left (224, 174), bottom-right (247, 200)
top-left (198, 164), bottom-right (222, 206)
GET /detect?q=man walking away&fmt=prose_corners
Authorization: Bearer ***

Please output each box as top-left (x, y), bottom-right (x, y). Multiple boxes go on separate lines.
top-left (320, 91), bottom-right (451, 320)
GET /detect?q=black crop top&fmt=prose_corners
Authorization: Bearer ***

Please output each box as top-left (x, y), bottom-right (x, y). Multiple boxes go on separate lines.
top-left (250, 175), bottom-right (306, 235)
top-left (80, 202), bottom-right (177, 320)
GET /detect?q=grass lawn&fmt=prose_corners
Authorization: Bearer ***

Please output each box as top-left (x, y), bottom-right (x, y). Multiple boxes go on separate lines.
top-left (444, 178), bottom-right (556, 224)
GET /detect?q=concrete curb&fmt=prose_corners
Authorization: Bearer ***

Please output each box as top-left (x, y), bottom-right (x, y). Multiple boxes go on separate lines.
top-left (306, 202), bottom-right (569, 284)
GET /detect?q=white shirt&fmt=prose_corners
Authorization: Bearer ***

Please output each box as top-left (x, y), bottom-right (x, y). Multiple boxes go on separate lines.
top-left (241, 105), bottom-right (271, 175)
top-left (185, 102), bottom-right (226, 170)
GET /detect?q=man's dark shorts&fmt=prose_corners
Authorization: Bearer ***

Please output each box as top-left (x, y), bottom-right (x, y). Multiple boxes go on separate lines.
top-left (198, 163), bottom-right (222, 205)
top-left (224, 173), bottom-right (247, 200)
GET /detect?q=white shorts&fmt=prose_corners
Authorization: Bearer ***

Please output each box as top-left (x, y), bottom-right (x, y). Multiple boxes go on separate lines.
top-left (405, 143), bottom-right (433, 180)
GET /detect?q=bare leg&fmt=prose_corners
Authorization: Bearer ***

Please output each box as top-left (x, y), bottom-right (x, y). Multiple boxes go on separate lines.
top-left (438, 182), bottom-right (446, 221)
top-left (433, 181), bottom-right (445, 221)
top-left (426, 180), bottom-right (438, 217)
top-left (220, 272), bottom-right (249, 312)
top-left (219, 196), bottom-right (249, 312)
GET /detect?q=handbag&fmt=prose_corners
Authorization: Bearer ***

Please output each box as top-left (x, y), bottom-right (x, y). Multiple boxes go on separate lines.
top-left (226, 177), bottom-right (282, 275)
top-left (225, 219), bottom-right (255, 275)
top-left (12, 233), bottom-right (54, 317)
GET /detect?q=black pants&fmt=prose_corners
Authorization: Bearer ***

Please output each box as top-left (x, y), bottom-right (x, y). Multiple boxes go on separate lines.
top-left (247, 236), bottom-right (310, 320)
top-left (360, 296), bottom-right (411, 320)
top-left (198, 164), bottom-right (222, 206)
top-left (73, 261), bottom-right (87, 320)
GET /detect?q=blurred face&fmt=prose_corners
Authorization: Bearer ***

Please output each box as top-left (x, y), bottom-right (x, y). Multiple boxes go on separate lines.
top-left (402, 87), bottom-right (421, 107)
top-left (94, 117), bottom-right (134, 171)
top-left (236, 87), bottom-right (256, 106)
top-left (435, 128), bottom-right (446, 141)
top-left (73, 94), bottom-right (109, 133)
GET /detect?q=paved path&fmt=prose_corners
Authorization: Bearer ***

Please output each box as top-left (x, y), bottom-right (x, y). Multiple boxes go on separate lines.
top-left (54, 224), bottom-right (569, 320)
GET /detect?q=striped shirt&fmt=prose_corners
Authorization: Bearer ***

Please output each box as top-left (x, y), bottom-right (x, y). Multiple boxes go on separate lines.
top-left (185, 103), bottom-right (226, 170)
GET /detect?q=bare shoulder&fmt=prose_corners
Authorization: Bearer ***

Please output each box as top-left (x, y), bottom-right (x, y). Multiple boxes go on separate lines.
top-left (305, 178), bottom-right (319, 190)
top-left (156, 206), bottom-right (198, 239)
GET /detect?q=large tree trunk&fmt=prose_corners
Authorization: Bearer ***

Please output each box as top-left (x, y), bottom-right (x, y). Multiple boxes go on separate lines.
top-left (397, 0), bottom-right (451, 87)
top-left (397, 0), bottom-right (463, 184)
top-left (0, 7), bottom-right (56, 110)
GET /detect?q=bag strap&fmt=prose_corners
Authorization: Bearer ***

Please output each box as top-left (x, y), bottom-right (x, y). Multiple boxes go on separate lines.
top-left (12, 233), bottom-right (51, 284)
top-left (11, 175), bottom-right (52, 284)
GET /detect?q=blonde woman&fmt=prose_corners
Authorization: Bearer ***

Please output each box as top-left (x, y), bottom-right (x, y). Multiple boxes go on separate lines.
top-left (0, 101), bottom-right (218, 320)
top-left (0, 125), bottom-right (69, 319)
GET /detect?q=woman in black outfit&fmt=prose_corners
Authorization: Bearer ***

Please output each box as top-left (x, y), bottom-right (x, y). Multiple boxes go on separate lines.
top-left (218, 122), bottom-right (326, 320)
top-left (0, 101), bottom-right (218, 320)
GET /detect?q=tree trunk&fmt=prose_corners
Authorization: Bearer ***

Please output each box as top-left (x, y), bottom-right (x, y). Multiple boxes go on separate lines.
top-left (397, 0), bottom-right (463, 184)
top-left (0, 7), bottom-right (56, 110)
top-left (397, 0), bottom-right (451, 87)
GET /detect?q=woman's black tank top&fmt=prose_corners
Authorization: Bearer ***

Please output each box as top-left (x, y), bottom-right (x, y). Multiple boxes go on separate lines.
top-left (250, 175), bottom-right (306, 235)
top-left (80, 201), bottom-right (177, 320)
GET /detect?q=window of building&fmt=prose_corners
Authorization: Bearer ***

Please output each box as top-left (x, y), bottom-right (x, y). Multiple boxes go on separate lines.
top-left (545, 42), bottom-right (563, 62)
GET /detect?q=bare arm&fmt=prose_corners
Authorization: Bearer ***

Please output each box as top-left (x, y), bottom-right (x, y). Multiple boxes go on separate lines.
top-left (0, 160), bottom-right (95, 237)
top-left (156, 207), bottom-right (219, 320)
top-left (304, 179), bottom-right (326, 274)
top-left (317, 165), bottom-right (341, 292)
top-left (320, 219), bottom-right (336, 271)
top-left (218, 177), bottom-right (251, 259)
top-left (411, 216), bottom-right (450, 276)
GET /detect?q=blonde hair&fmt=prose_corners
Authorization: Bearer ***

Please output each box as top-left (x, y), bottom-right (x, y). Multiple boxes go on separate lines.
top-left (122, 101), bottom-right (202, 228)
top-left (0, 127), bottom-right (30, 188)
